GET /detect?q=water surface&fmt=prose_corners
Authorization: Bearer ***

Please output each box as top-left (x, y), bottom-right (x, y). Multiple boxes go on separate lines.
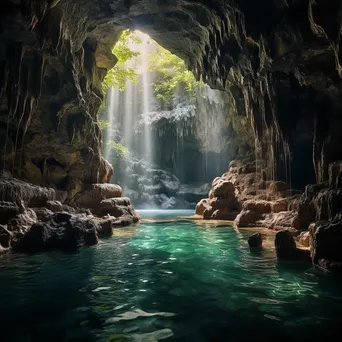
top-left (1, 210), bottom-right (342, 342)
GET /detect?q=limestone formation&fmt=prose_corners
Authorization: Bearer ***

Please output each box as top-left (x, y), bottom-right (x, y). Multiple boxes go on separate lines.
top-left (0, 177), bottom-right (139, 252)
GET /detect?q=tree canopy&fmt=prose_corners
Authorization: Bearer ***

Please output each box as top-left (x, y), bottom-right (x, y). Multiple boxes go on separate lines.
top-left (102, 30), bottom-right (203, 103)
top-left (148, 46), bottom-right (204, 104)
top-left (102, 30), bottom-right (142, 92)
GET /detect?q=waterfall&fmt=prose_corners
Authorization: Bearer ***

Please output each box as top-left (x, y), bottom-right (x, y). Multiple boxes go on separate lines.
top-left (103, 87), bottom-right (119, 161)
top-left (101, 30), bottom-right (250, 209)
top-left (141, 38), bottom-right (153, 166)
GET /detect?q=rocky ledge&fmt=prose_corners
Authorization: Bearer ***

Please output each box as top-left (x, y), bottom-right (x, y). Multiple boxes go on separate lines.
top-left (0, 177), bottom-right (139, 253)
top-left (196, 160), bottom-right (342, 274)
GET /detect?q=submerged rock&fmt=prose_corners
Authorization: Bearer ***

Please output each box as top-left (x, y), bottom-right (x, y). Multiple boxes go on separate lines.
top-left (248, 233), bottom-right (262, 249)
top-left (275, 230), bottom-right (296, 259)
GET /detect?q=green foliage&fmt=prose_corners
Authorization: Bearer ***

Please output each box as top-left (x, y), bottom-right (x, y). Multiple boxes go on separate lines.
top-left (107, 141), bottom-right (129, 158)
top-left (106, 335), bottom-right (129, 342)
top-left (103, 30), bottom-right (142, 92)
top-left (148, 46), bottom-right (204, 104)
top-left (98, 120), bottom-right (111, 130)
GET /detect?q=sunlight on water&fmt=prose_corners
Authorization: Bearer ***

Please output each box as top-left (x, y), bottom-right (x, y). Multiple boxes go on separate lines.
top-left (1, 211), bottom-right (342, 341)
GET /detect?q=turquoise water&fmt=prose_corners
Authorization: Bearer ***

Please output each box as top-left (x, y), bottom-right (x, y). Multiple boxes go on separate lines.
top-left (1, 210), bottom-right (342, 342)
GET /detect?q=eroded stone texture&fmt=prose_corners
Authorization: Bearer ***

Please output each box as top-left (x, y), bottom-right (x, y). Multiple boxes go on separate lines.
top-left (0, 177), bottom-right (139, 252)
top-left (12, 212), bottom-right (99, 253)
top-left (248, 233), bottom-right (262, 249)
top-left (0, 1), bottom-right (341, 200)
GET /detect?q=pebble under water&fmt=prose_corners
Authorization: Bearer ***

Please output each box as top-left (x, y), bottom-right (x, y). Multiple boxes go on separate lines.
top-left (1, 210), bottom-right (342, 342)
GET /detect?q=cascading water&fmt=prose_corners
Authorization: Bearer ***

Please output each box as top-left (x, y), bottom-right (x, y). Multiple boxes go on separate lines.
top-left (103, 87), bottom-right (118, 161)
top-left (140, 35), bottom-right (153, 165)
top-left (101, 30), bottom-right (253, 209)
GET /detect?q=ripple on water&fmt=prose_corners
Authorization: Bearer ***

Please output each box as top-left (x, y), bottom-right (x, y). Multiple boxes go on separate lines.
top-left (1, 210), bottom-right (342, 341)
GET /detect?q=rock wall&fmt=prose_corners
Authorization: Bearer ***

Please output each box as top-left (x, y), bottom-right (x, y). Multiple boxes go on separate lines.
top-left (1, 0), bottom-right (342, 203)
top-left (0, 1), bottom-right (117, 200)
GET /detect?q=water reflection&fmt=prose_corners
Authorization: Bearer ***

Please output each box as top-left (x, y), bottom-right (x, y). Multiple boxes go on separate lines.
top-left (1, 212), bottom-right (342, 341)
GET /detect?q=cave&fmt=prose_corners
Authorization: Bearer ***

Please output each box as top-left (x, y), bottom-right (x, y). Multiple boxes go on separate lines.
top-left (1, 0), bottom-right (342, 340)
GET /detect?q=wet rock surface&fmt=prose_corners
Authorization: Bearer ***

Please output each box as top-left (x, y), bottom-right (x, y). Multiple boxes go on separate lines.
top-left (275, 230), bottom-right (310, 262)
top-left (0, 177), bottom-right (140, 252)
top-left (113, 156), bottom-right (210, 209)
top-left (197, 159), bottom-right (342, 269)
top-left (196, 160), bottom-right (300, 229)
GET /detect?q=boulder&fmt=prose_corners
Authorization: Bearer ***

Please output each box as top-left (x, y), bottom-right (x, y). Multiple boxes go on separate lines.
top-left (234, 210), bottom-right (261, 227)
top-left (310, 219), bottom-right (342, 268)
top-left (275, 230), bottom-right (310, 261)
top-left (76, 184), bottom-right (123, 208)
top-left (0, 178), bottom-right (55, 207)
top-left (94, 198), bottom-right (140, 223)
top-left (209, 196), bottom-right (236, 210)
top-left (275, 230), bottom-right (296, 259)
top-left (212, 180), bottom-right (235, 198)
top-left (195, 198), bottom-right (210, 215)
top-left (248, 233), bottom-right (262, 248)
top-left (242, 200), bottom-right (272, 214)
top-left (12, 212), bottom-right (99, 252)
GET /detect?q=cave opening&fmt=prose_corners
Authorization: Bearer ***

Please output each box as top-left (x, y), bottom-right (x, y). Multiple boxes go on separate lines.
top-left (1, 1), bottom-right (342, 340)
top-left (99, 30), bottom-right (252, 209)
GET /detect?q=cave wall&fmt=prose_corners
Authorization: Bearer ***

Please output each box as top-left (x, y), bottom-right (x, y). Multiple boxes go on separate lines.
top-left (0, 0), bottom-right (118, 199)
top-left (0, 0), bottom-right (341, 196)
